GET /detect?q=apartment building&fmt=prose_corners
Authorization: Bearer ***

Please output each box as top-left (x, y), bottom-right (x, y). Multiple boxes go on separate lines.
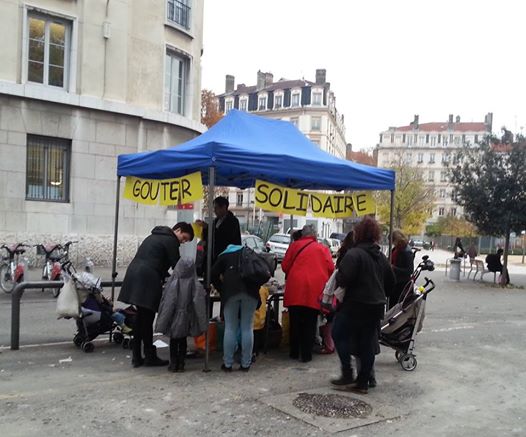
top-left (0, 0), bottom-right (204, 265)
top-left (376, 113), bottom-right (493, 222)
top-left (215, 69), bottom-right (347, 237)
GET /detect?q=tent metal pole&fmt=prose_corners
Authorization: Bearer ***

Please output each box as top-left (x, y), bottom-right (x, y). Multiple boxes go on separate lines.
top-left (388, 189), bottom-right (395, 261)
top-left (204, 166), bottom-right (215, 372)
top-left (111, 176), bottom-right (121, 302)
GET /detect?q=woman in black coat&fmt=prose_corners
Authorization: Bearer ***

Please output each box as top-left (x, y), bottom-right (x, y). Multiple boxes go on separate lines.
top-left (388, 230), bottom-right (414, 309)
top-left (119, 222), bottom-right (194, 367)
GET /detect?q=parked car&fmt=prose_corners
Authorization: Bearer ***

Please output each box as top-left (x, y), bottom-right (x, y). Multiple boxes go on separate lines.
top-left (317, 238), bottom-right (332, 251)
top-left (330, 232), bottom-right (347, 242)
top-left (411, 239), bottom-right (430, 250)
top-left (328, 238), bottom-right (341, 257)
top-left (266, 233), bottom-right (292, 262)
top-left (241, 234), bottom-right (278, 274)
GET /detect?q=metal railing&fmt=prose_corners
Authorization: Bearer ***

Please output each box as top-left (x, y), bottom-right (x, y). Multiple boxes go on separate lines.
top-left (167, 0), bottom-right (190, 29)
top-left (10, 279), bottom-right (122, 350)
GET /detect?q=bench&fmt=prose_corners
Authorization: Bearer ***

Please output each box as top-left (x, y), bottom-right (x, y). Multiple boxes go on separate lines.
top-left (468, 259), bottom-right (497, 282)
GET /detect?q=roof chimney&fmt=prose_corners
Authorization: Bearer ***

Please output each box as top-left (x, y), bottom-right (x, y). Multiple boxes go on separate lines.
top-left (412, 114), bottom-right (419, 128)
top-left (225, 75), bottom-right (235, 93)
top-left (485, 112), bottom-right (493, 131)
top-left (448, 114), bottom-right (454, 123)
top-left (264, 72), bottom-right (273, 87)
top-left (256, 70), bottom-right (265, 90)
top-left (315, 69), bottom-right (326, 85)
top-left (455, 115), bottom-right (461, 123)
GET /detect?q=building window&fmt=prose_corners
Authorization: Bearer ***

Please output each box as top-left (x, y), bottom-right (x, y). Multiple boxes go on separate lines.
top-left (406, 153), bottom-right (412, 164)
top-left (428, 170), bottom-right (435, 182)
top-left (440, 170), bottom-right (448, 182)
top-left (27, 13), bottom-right (71, 89)
top-left (379, 134), bottom-right (383, 143)
top-left (390, 133), bottom-right (394, 143)
top-left (165, 50), bottom-right (188, 115)
top-left (239, 99), bottom-right (247, 111)
top-left (274, 95), bottom-right (282, 109)
top-left (438, 207), bottom-right (445, 216)
top-left (312, 92), bottom-right (322, 106)
top-left (439, 188), bottom-right (446, 198)
top-left (426, 134), bottom-right (430, 144)
top-left (290, 117), bottom-right (298, 127)
top-left (429, 153), bottom-right (435, 163)
top-left (26, 135), bottom-right (71, 202)
top-left (402, 133), bottom-right (406, 143)
top-left (454, 136), bottom-right (460, 145)
top-left (417, 153), bottom-right (424, 163)
top-left (167, 0), bottom-right (191, 29)
top-left (450, 207), bottom-right (457, 217)
top-left (407, 134), bottom-right (413, 146)
top-left (225, 100), bottom-right (233, 112)
top-left (442, 153), bottom-right (450, 163)
top-left (475, 134), bottom-right (479, 143)
top-left (311, 116), bottom-right (321, 131)
top-left (419, 135), bottom-right (426, 145)
top-left (438, 134), bottom-right (442, 144)
top-left (236, 192), bottom-right (243, 207)
top-left (291, 93), bottom-right (300, 107)
top-left (431, 136), bottom-right (437, 146)
top-left (258, 96), bottom-right (267, 110)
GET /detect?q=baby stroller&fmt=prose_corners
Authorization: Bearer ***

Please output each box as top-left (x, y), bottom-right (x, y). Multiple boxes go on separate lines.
top-left (62, 262), bottom-right (133, 352)
top-left (380, 255), bottom-right (436, 371)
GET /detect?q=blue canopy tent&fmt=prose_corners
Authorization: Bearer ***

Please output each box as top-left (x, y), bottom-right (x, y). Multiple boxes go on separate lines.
top-left (112, 109), bottom-right (396, 370)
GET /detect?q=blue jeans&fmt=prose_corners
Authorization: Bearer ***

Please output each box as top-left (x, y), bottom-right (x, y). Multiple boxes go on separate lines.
top-left (223, 293), bottom-right (258, 368)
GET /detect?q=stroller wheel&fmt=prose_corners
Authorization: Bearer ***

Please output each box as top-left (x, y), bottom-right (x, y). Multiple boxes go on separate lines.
top-left (73, 334), bottom-right (83, 347)
top-left (399, 353), bottom-right (417, 371)
top-left (122, 338), bottom-right (130, 349)
top-left (113, 332), bottom-right (124, 344)
top-left (81, 342), bottom-right (95, 353)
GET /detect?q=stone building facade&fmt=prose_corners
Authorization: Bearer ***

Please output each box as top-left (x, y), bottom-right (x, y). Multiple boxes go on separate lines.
top-left (0, 0), bottom-right (205, 266)
top-left (376, 113), bottom-right (493, 224)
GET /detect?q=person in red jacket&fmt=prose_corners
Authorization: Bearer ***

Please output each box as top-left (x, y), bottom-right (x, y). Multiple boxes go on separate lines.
top-left (282, 225), bottom-right (334, 362)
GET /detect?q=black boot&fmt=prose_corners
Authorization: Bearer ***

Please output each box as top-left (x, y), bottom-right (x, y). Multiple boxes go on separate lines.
top-left (131, 338), bottom-right (144, 368)
top-left (330, 368), bottom-right (355, 386)
top-left (176, 340), bottom-right (186, 372)
top-left (144, 345), bottom-right (169, 367)
top-left (368, 367), bottom-right (377, 388)
top-left (168, 340), bottom-right (178, 372)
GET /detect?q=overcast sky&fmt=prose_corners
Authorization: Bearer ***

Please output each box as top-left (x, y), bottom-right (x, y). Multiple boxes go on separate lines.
top-left (201, 0), bottom-right (526, 150)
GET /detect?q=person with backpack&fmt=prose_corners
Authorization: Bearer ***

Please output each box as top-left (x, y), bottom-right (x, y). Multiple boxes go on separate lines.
top-left (282, 225), bottom-right (334, 363)
top-left (211, 244), bottom-right (270, 371)
top-left (388, 230), bottom-right (414, 309)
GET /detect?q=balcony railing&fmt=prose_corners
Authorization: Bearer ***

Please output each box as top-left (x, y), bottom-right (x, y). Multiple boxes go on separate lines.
top-left (167, 0), bottom-right (191, 29)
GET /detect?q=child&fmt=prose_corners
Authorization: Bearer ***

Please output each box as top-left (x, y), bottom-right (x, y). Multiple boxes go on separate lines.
top-left (155, 258), bottom-right (208, 372)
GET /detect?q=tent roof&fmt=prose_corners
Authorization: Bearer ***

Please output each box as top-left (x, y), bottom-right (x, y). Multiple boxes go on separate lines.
top-left (117, 110), bottom-right (395, 191)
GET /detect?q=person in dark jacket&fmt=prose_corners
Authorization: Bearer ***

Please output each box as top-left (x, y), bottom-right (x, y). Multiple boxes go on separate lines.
top-left (119, 222), bottom-right (194, 368)
top-left (212, 196), bottom-right (241, 263)
top-left (211, 245), bottom-right (260, 371)
top-left (486, 248), bottom-right (509, 284)
top-left (331, 217), bottom-right (395, 394)
top-left (388, 230), bottom-right (414, 308)
top-left (282, 225), bottom-right (334, 363)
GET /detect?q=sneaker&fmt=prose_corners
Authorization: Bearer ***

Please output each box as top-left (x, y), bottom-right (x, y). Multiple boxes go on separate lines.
top-left (239, 365), bottom-right (250, 372)
top-left (221, 364), bottom-right (232, 372)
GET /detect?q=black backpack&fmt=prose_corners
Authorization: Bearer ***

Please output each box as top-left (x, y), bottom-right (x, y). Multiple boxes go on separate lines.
top-left (238, 247), bottom-right (271, 287)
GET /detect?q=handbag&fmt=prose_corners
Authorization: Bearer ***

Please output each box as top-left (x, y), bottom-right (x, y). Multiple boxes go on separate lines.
top-left (56, 276), bottom-right (80, 319)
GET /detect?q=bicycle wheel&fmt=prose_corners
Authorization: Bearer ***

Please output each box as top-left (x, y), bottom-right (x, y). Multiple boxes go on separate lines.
top-left (0, 263), bottom-right (15, 293)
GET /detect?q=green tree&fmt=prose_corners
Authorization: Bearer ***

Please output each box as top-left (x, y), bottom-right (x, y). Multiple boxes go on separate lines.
top-left (450, 141), bottom-right (526, 285)
top-left (377, 157), bottom-right (435, 236)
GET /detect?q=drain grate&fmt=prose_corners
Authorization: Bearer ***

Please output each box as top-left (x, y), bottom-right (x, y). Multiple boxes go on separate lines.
top-left (292, 392), bottom-right (372, 419)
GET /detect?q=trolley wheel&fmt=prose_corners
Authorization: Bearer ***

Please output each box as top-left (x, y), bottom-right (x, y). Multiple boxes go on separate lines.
top-left (113, 332), bottom-right (124, 344)
top-left (122, 338), bottom-right (130, 349)
top-left (399, 353), bottom-right (417, 371)
top-left (73, 334), bottom-right (83, 347)
top-left (395, 351), bottom-right (403, 362)
top-left (81, 342), bottom-right (94, 353)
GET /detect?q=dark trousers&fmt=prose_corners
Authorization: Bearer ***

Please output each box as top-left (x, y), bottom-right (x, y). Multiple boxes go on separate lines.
top-left (288, 306), bottom-right (318, 361)
top-left (133, 306), bottom-right (155, 353)
top-left (170, 337), bottom-right (187, 360)
top-left (332, 312), bottom-right (353, 371)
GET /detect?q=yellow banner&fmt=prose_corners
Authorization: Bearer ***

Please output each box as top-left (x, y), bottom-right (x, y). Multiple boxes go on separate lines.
top-left (123, 172), bottom-right (203, 206)
top-left (255, 180), bottom-right (375, 218)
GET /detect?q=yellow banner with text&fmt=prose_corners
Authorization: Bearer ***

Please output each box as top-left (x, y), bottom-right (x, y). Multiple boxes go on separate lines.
top-left (123, 172), bottom-right (203, 206)
top-left (255, 180), bottom-right (375, 218)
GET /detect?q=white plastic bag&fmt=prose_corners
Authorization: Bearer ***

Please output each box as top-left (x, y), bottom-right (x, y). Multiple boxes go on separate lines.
top-left (56, 276), bottom-right (80, 319)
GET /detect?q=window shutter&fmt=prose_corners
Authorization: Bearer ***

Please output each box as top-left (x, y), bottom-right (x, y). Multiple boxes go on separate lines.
top-left (267, 91), bottom-right (274, 109)
top-left (301, 86), bottom-right (311, 106)
top-left (248, 93), bottom-right (258, 111)
top-left (284, 89), bottom-right (291, 107)
top-left (234, 95), bottom-right (239, 109)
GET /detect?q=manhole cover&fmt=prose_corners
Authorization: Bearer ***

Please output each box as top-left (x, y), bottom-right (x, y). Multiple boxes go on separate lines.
top-left (292, 393), bottom-right (372, 419)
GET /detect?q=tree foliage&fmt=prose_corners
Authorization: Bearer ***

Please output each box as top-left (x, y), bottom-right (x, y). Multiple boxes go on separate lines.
top-left (201, 89), bottom-right (223, 128)
top-left (425, 216), bottom-right (478, 237)
top-left (377, 156), bottom-right (435, 236)
top-left (449, 141), bottom-right (526, 284)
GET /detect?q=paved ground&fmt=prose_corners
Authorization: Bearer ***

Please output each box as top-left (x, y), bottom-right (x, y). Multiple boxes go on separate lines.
top-left (1, 250), bottom-right (525, 436)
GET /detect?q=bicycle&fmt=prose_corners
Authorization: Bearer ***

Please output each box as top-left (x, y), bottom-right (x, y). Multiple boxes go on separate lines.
top-left (0, 243), bottom-right (30, 293)
top-left (40, 241), bottom-right (78, 297)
